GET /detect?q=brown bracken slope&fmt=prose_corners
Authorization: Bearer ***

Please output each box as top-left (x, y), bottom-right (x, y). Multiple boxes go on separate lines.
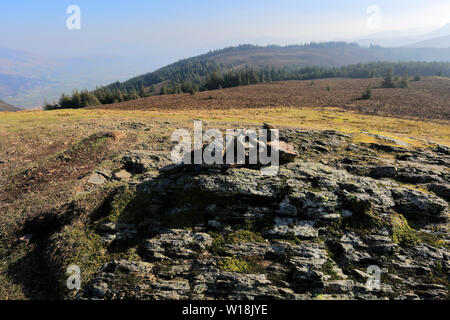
top-left (89, 77), bottom-right (450, 121)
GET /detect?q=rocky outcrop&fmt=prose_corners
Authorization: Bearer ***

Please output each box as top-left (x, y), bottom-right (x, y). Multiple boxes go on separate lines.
top-left (122, 150), bottom-right (171, 174)
top-left (75, 128), bottom-right (449, 301)
top-left (392, 188), bottom-right (448, 219)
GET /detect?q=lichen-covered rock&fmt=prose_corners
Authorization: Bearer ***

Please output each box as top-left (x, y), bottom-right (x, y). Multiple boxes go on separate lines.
top-left (98, 222), bottom-right (138, 244)
top-left (271, 141), bottom-right (299, 162)
top-left (72, 129), bottom-right (449, 301)
top-left (369, 166), bottom-right (397, 179)
top-left (195, 168), bottom-right (285, 198)
top-left (194, 263), bottom-right (292, 300)
top-left (87, 172), bottom-right (107, 185)
top-left (224, 242), bottom-right (270, 257)
top-left (151, 279), bottom-right (191, 300)
top-left (428, 183), bottom-right (450, 202)
top-left (264, 218), bottom-right (318, 239)
top-left (276, 196), bottom-right (298, 216)
top-left (337, 233), bottom-right (373, 265)
top-left (392, 188), bottom-right (448, 219)
top-left (86, 260), bottom-right (156, 300)
top-left (144, 229), bottom-right (213, 260)
top-left (288, 243), bottom-right (329, 291)
top-left (122, 150), bottom-right (171, 173)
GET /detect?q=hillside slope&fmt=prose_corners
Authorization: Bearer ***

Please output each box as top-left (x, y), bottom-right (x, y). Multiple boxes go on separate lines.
top-left (48, 43), bottom-right (448, 110)
top-left (123, 43), bottom-right (450, 89)
top-left (0, 46), bottom-right (158, 108)
top-left (0, 73), bottom-right (47, 98)
top-left (200, 44), bottom-right (450, 68)
top-left (90, 77), bottom-right (450, 121)
top-left (0, 99), bottom-right (20, 112)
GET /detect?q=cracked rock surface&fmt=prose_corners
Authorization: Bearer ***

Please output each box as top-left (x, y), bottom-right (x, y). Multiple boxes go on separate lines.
top-left (53, 129), bottom-right (449, 300)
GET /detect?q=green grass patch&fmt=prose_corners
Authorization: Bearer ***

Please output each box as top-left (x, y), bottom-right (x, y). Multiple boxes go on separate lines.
top-left (208, 230), bottom-right (266, 256)
top-left (57, 224), bottom-right (108, 291)
top-left (71, 134), bottom-right (109, 153)
top-left (391, 213), bottom-right (446, 248)
top-left (225, 230), bottom-right (265, 244)
top-left (321, 259), bottom-right (341, 280)
top-left (106, 185), bottom-right (153, 225)
top-left (218, 256), bottom-right (265, 274)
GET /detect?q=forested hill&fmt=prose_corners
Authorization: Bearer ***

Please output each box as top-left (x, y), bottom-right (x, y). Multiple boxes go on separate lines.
top-left (117, 43), bottom-right (450, 91)
top-left (45, 43), bottom-right (450, 110)
top-left (189, 43), bottom-right (450, 68)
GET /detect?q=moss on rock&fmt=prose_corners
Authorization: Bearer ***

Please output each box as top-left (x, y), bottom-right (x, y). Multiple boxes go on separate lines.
top-left (391, 213), bottom-right (446, 248)
top-left (218, 256), bottom-right (264, 274)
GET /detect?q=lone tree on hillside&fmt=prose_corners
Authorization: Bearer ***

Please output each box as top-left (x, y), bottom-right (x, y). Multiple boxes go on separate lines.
top-left (414, 72), bottom-right (421, 81)
top-left (399, 76), bottom-right (409, 88)
top-left (361, 86), bottom-right (372, 100)
top-left (382, 69), bottom-right (395, 88)
top-left (398, 72), bottom-right (409, 88)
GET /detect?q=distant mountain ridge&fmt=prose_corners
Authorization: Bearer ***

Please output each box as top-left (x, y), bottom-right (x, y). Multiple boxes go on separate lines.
top-left (425, 23), bottom-right (450, 39)
top-left (0, 72), bottom-right (48, 97)
top-left (0, 47), bottom-right (50, 77)
top-left (0, 46), bottom-right (158, 108)
top-left (407, 35), bottom-right (450, 48)
top-left (356, 23), bottom-right (450, 48)
top-left (0, 99), bottom-right (21, 112)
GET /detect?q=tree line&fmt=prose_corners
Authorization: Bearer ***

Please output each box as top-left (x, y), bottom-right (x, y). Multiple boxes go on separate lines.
top-left (44, 60), bottom-right (450, 110)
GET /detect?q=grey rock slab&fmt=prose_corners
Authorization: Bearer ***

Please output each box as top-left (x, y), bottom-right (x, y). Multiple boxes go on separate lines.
top-left (265, 218), bottom-right (318, 239)
top-left (144, 229), bottom-right (213, 260)
top-left (88, 172), bottom-right (107, 185)
top-left (392, 188), bottom-right (448, 218)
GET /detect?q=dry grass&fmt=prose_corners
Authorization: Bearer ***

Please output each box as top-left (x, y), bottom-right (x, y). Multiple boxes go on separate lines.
top-left (0, 107), bottom-right (448, 197)
top-left (2, 105), bottom-right (447, 202)
top-left (1, 106), bottom-right (448, 152)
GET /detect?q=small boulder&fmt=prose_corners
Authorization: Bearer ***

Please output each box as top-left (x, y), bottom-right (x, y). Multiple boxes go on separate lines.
top-left (270, 141), bottom-right (299, 163)
top-left (87, 172), bottom-right (107, 185)
top-left (113, 170), bottom-right (132, 181)
top-left (263, 122), bottom-right (277, 130)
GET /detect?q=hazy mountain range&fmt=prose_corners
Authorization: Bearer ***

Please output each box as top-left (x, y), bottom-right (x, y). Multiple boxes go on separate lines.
top-left (1, 23), bottom-right (449, 110)
top-left (355, 23), bottom-right (450, 48)
top-left (407, 35), bottom-right (450, 49)
top-left (0, 47), bottom-right (157, 109)
top-left (0, 99), bottom-right (21, 112)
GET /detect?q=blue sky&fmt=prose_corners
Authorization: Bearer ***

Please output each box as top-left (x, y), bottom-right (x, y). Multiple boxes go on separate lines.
top-left (1, 0), bottom-right (449, 62)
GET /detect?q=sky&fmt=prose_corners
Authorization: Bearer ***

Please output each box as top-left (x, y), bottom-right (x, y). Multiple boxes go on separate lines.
top-left (1, 0), bottom-right (449, 64)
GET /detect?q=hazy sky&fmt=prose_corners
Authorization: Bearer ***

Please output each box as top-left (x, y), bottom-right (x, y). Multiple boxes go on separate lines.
top-left (1, 0), bottom-right (449, 63)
